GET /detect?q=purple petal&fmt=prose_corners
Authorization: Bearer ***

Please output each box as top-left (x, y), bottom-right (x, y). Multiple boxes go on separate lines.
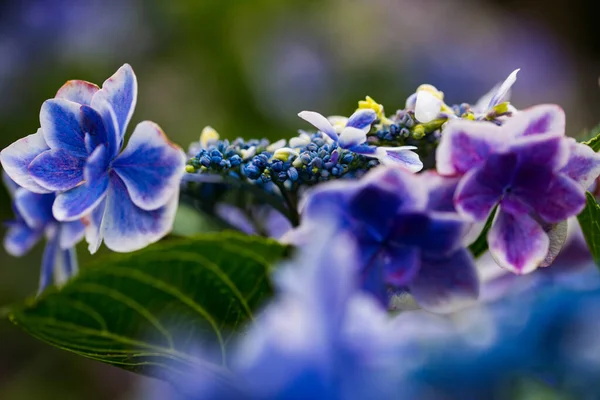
top-left (488, 209), bottom-right (549, 274)
top-left (348, 181), bottom-right (410, 240)
top-left (4, 223), bottom-right (42, 257)
top-left (40, 99), bottom-right (87, 158)
top-left (361, 166), bottom-right (429, 212)
top-left (345, 109), bottom-right (377, 131)
top-left (409, 249), bottom-right (479, 313)
top-left (90, 64), bottom-right (137, 155)
top-left (422, 171), bottom-right (460, 212)
top-left (509, 134), bottom-right (569, 171)
top-left (435, 119), bottom-right (504, 175)
top-left (0, 130), bottom-right (51, 193)
top-left (14, 188), bottom-right (54, 229)
top-left (454, 165), bottom-right (507, 221)
top-left (53, 168), bottom-right (109, 221)
top-left (391, 212), bottom-right (467, 256)
top-left (381, 245), bottom-right (420, 287)
top-left (297, 111), bottom-right (338, 142)
top-left (561, 138), bottom-right (600, 189)
top-left (101, 174), bottom-right (179, 252)
top-left (59, 220), bottom-right (86, 249)
top-left (112, 122), bottom-right (187, 210)
top-left (55, 80), bottom-right (99, 106)
top-left (522, 173), bottom-right (585, 223)
top-left (503, 104), bottom-right (565, 137)
top-left (29, 149), bottom-right (85, 191)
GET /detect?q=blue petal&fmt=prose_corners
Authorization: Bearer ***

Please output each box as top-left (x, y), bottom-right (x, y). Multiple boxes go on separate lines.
top-left (409, 249), bottom-right (479, 313)
top-left (53, 155), bottom-right (109, 221)
top-left (112, 121), bottom-right (186, 210)
top-left (90, 64), bottom-right (137, 158)
top-left (29, 149), bottom-right (85, 191)
top-left (55, 80), bottom-right (99, 106)
top-left (348, 182), bottom-right (407, 241)
top-left (40, 99), bottom-right (87, 158)
top-left (100, 173), bottom-right (179, 252)
top-left (13, 188), bottom-right (55, 229)
top-left (59, 220), bottom-right (85, 249)
top-left (4, 222), bottom-right (42, 257)
top-left (81, 105), bottom-right (110, 154)
top-left (390, 212), bottom-right (466, 257)
top-left (38, 234), bottom-right (60, 293)
top-left (0, 130), bottom-right (51, 193)
top-left (54, 247), bottom-right (79, 287)
top-left (345, 109), bottom-right (377, 131)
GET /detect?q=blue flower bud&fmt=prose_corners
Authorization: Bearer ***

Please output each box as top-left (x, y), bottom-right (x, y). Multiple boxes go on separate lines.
top-left (243, 163), bottom-right (261, 179)
top-left (287, 167), bottom-right (299, 181)
top-left (229, 154), bottom-right (242, 166)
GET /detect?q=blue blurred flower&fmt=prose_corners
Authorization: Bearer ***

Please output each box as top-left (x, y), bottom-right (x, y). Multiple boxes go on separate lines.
top-left (437, 105), bottom-right (600, 274)
top-left (2, 174), bottom-right (84, 292)
top-left (298, 109), bottom-right (423, 172)
top-left (0, 64), bottom-right (186, 253)
top-left (402, 270), bottom-right (600, 399)
top-left (285, 166), bottom-right (478, 313)
top-left (168, 226), bottom-right (443, 400)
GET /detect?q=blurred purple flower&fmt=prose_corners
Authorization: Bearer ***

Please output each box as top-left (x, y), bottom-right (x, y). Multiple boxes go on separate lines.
top-left (437, 105), bottom-right (600, 274)
top-left (298, 109), bottom-right (423, 172)
top-left (169, 226), bottom-right (449, 400)
top-left (286, 166), bottom-right (478, 313)
top-left (0, 64), bottom-right (186, 254)
top-left (2, 174), bottom-right (84, 292)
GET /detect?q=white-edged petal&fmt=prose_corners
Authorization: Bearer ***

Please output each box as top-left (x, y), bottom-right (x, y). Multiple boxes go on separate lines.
top-left (298, 111), bottom-right (338, 141)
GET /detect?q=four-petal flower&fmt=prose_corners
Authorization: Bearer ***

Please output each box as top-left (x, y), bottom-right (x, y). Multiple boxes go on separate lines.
top-left (437, 105), bottom-right (600, 274)
top-left (286, 166), bottom-right (479, 312)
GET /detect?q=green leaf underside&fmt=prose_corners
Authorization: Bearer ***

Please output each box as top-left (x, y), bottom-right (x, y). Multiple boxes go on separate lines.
top-left (577, 192), bottom-right (600, 267)
top-left (9, 232), bottom-right (288, 381)
top-left (581, 123), bottom-right (600, 152)
top-left (469, 206), bottom-right (498, 258)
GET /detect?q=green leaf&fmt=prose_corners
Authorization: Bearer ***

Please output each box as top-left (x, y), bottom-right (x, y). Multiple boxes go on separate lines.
top-left (9, 232), bottom-right (288, 382)
top-left (577, 192), bottom-right (600, 266)
top-left (580, 123), bottom-right (600, 152)
top-left (468, 206), bottom-right (497, 258)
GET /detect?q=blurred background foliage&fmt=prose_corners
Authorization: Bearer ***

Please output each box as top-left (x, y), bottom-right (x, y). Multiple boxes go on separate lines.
top-left (0, 0), bottom-right (599, 398)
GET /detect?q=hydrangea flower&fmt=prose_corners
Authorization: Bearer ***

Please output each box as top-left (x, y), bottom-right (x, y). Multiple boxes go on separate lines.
top-left (3, 175), bottom-right (84, 292)
top-left (298, 109), bottom-right (424, 172)
top-left (0, 64), bottom-right (186, 253)
top-left (436, 104), bottom-right (600, 274)
top-left (285, 166), bottom-right (479, 313)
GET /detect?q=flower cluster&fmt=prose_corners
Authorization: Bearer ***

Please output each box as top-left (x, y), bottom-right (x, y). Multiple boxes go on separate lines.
top-left (1, 64), bottom-right (186, 290)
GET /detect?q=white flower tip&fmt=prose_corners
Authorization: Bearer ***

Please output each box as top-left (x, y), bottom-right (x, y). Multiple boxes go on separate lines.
top-left (266, 139), bottom-right (287, 153)
top-left (200, 126), bottom-right (220, 148)
top-left (415, 91), bottom-right (442, 123)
